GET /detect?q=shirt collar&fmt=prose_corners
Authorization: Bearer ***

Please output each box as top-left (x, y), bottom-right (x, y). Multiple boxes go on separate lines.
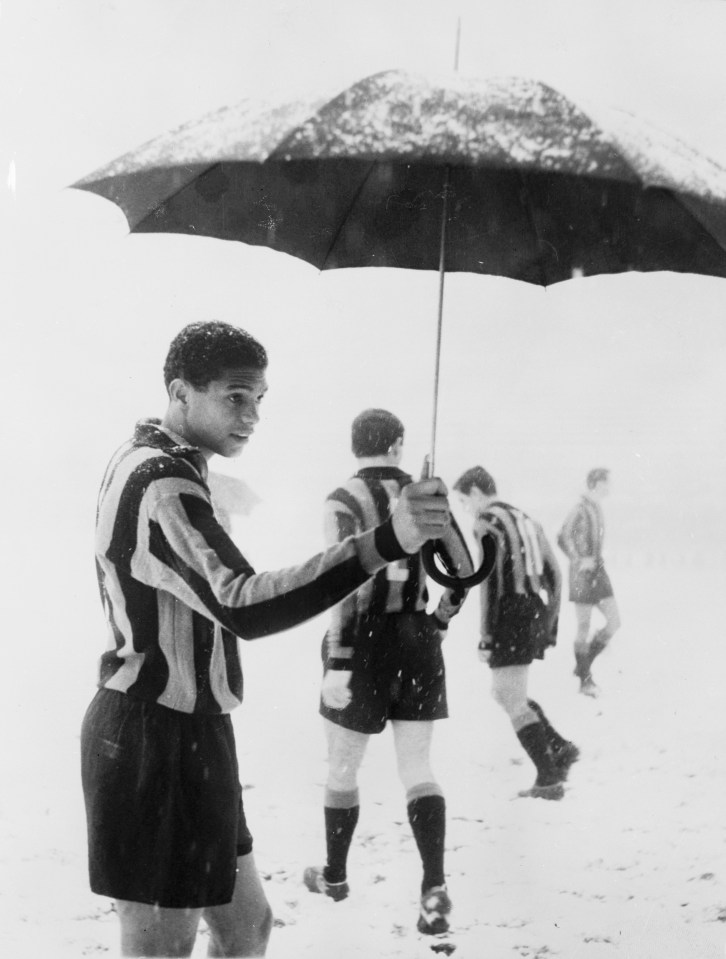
top-left (134, 418), bottom-right (209, 481)
top-left (355, 466), bottom-right (411, 482)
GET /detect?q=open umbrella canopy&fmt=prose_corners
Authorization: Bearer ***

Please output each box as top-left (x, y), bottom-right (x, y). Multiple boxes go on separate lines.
top-left (74, 69), bottom-right (726, 285)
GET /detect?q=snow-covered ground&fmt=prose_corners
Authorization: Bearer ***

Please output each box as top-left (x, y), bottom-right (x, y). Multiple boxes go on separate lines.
top-left (2, 559), bottom-right (724, 958)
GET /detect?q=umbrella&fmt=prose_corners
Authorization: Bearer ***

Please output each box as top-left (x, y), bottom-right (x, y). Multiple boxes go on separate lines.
top-left (72, 69), bottom-right (726, 585)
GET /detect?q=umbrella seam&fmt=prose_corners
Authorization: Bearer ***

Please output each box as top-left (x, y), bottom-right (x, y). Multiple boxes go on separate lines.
top-left (320, 161), bottom-right (378, 270)
top-left (515, 170), bottom-right (552, 287)
top-left (131, 163), bottom-right (218, 234)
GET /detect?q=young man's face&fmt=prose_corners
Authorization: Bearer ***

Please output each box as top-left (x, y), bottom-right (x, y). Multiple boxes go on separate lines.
top-left (178, 366), bottom-right (268, 459)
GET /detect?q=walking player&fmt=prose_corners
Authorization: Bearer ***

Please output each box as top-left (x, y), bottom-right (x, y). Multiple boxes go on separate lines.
top-left (80, 324), bottom-right (455, 959)
top-left (558, 467), bottom-right (622, 697)
top-left (304, 409), bottom-right (473, 935)
top-left (454, 466), bottom-right (579, 801)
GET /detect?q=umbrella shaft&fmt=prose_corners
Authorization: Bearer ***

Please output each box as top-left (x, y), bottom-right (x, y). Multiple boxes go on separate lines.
top-left (430, 167), bottom-right (450, 477)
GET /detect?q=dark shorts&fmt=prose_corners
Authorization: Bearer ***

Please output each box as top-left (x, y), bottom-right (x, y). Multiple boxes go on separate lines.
top-left (488, 594), bottom-right (554, 669)
top-left (320, 612), bottom-right (447, 734)
top-left (80, 688), bottom-right (253, 908)
top-left (569, 563), bottom-right (614, 604)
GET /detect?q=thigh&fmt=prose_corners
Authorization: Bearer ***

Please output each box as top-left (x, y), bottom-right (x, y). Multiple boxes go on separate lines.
top-left (324, 718), bottom-right (370, 790)
top-left (574, 603), bottom-right (593, 632)
top-left (115, 900), bottom-right (201, 958)
top-left (203, 853), bottom-right (272, 958)
top-left (391, 720), bottom-right (435, 789)
top-left (391, 718), bottom-right (434, 757)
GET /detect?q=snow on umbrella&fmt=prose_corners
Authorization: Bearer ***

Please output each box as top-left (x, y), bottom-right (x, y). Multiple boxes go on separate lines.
top-left (72, 69), bottom-right (726, 586)
top-left (73, 69), bottom-right (726, 282)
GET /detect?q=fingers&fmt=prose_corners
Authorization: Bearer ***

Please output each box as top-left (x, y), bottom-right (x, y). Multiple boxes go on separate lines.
top-left (409, 477), bottom-right (449, 497)
top-left (391, 478), bottom-right (452, 553)
top-left (403, 480), bottom-right (451, 529)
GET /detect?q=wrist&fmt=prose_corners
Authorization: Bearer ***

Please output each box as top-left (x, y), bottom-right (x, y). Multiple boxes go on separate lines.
top-left (375, 517), bottom-right (409, 561)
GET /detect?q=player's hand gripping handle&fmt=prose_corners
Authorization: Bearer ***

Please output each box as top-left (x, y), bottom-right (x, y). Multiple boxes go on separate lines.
top-left (419, 457), bottom-right (496, 590)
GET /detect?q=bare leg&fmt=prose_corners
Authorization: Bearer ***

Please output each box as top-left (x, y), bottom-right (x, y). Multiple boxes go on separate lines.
top-left (203, 853), bottom-right (273, 958)
top-left (391, 720), bottom-right (451, 930)
top-left (491, 666), bottom-right (562, 797)
top-left (115, 900), bottom-right (201, 958)
top-left (573, 603), bottom-right (593, 672)
top-left (324, 718), bottom-right (369, 791)
top-left (391, 719), bottom-right (435, 790)
top-left (596, 595), bottom-right (621, 640)
top-left (490, 664), bottom-right (533, 730)
top-left (303, 719), bottom-right (369, 894)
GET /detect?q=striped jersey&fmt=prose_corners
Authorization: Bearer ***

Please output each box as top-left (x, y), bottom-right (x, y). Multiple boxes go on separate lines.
top-left (95, 421), bottom-right (409, 714)
top-left (473, 501), bottom-right (561, 637)
top-left (558, 494), bottom-right (605, 562)
top-left (323, 466), bottom-right (471, 669)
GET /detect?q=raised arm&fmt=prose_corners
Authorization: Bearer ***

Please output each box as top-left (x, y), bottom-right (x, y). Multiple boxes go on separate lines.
top-left (118, 475), bottom-right (450, 641)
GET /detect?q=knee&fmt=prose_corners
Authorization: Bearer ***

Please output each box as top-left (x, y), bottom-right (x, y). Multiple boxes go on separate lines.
top-left (327, 760), bottom-right (360, 792)
top-left (397, 756), bottom-right (435, 792)
top-left (256, 901), bottom-right (274, 949)
top-left (490, 683), bottom-right (508, 709)
top-left (491, 685), bottom-right (522, 718)
top-left (244, 900), bottom-right (273, 955)
top-left (574, 623), bottom-right (590, 644)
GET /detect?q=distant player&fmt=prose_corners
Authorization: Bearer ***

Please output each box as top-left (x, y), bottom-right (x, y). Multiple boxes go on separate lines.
top-left (304, 409), bottom-right (473, 935)
top-left (558, 468), bottom-right (621, 697)
top-left (454, 466), bottom-right (579, 801)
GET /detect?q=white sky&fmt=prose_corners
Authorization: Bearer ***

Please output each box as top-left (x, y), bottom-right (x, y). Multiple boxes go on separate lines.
top-left (3, 0), bottom-right (726, 630)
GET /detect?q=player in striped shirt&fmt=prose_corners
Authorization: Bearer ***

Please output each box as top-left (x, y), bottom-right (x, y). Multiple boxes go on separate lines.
top-left (80, 324), bottom-right (455, 959)
top-left (454, 467), bottom-right (579, 801)
top-left (304, 409), bottom-right (473, 936)
top-left (557, 468), bottom-right (621, 697)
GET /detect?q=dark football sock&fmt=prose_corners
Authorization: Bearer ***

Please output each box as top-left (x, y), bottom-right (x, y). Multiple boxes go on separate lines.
top-left (527, 699), bottom-right (568, 751)
top-left (323, 789), bottom-right (359, 884)
top-left (516, 721), bottom-right (560, 786)
top-left (407, 791), bottom-right (446, 892)
top-left (574, 648), bottom-right (592, 680)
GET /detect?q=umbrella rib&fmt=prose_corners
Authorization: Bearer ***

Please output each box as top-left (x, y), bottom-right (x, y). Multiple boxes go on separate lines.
top-left (319, 161), bottom-right (378, 270)
top-left (131, 162), bottom-right (218, 233)
top-left (516, 171), bottom-right (552, 287)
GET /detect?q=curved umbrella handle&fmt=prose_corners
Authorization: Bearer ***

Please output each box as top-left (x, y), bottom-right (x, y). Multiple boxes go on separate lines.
top-left (422, 528), bottom-right (497, 592)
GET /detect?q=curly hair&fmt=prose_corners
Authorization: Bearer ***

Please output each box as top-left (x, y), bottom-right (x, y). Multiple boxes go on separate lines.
top-left (163, 321), bottom-right (268, 389)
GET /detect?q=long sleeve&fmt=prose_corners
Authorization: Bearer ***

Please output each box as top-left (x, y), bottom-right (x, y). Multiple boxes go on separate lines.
top-left (133, 481), bottom-right (406, 641)
top-left (559, 503), bottom-right (590, 560)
